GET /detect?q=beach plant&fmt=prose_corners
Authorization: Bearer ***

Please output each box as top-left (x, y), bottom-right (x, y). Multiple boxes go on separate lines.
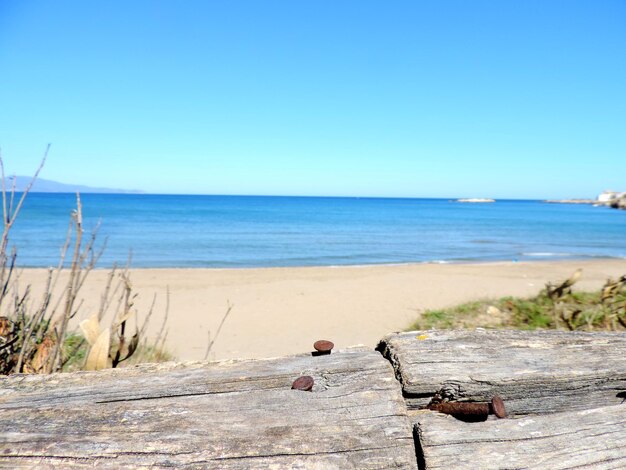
top-left (204, 300), bottom-right (233, 360)
top-left (0, 147), bottom-right (49, 373)
top-left (408, 270), bottom-right (626, 332)
top-left (0, 149), bottom-right (171, 374)
top-left (600, 275), bottom-right (626, 329)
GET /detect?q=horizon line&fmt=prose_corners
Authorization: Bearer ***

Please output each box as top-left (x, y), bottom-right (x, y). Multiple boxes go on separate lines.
top-left (20, 191), bottom-right (584, 202)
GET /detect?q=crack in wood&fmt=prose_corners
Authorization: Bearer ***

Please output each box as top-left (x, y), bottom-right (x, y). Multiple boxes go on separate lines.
top-left (211, 445), bottom-right (403, 461)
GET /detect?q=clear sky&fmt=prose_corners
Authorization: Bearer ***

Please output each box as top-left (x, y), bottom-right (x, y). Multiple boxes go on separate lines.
top-left (1, 1), bottom-right (625, 199)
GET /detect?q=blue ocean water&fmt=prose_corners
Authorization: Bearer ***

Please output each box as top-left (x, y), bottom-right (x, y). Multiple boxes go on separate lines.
top-left (9, 193), bottom-right (626, 268)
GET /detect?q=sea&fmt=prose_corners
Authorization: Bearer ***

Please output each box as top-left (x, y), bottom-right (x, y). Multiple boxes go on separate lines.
top-left (9, 193), bottom-right (626, 268)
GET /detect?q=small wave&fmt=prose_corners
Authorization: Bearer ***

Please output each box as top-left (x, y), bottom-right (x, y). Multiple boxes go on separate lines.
top-left (518, 253), bottom-right (626, 261)
top-left (521, 252), bottom-right (573, 257)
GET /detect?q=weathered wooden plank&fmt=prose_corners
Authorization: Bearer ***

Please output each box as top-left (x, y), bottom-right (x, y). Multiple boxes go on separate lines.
top-left (0, 349), bottom-right (417, 469)
top-left (378, 329), bottom-right (626, 414)
top-left (413, 404), bottom-right (626, 469)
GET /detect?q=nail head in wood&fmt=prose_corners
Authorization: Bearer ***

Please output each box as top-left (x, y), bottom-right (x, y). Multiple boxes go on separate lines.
top-left (313, 340), bottom-right (334, 355)
top-left (291, 375), bottom-right (314, 391)
top-left (491, 395), bottom-right (507, 418)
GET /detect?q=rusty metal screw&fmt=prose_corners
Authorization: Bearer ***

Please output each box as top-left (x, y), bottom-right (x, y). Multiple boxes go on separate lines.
top-left (312, 340), bottom-right (334, 356)
top-left (291, 376), bottom-right (314, 391)
top-left (427, 396), bottom-right (507, 419)
top-left (427, 401), bottom-right (490, 417)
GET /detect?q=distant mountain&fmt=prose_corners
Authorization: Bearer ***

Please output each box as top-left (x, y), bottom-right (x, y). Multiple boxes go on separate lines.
top-left (10, 176), bottom-right (144, 194)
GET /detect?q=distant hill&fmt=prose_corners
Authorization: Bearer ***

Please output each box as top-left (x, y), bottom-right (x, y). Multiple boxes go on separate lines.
top-left (10, 176), bottom-right (144, 194)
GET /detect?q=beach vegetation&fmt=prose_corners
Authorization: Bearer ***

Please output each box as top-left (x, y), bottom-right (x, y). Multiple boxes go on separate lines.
top-left (408, 270), bottom-right (626, 332)
top-left (418, 309), bottom-right (455, 329)
top-left (0, 149), bottom-right (173, 374)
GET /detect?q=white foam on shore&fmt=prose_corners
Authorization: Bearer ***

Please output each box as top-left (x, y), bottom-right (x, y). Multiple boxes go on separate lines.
top-left (522, 252), bottom-right (572, 257)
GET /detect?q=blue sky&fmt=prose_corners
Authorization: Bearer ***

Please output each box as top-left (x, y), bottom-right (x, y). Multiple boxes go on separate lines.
top-left (1, 1), bottom-right (625, 198)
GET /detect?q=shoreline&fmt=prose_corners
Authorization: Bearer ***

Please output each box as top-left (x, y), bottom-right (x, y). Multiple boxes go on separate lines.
top-left (17, 258), bottom-right (626, 362)
top-left (19, 254), bottom-right (626, 272)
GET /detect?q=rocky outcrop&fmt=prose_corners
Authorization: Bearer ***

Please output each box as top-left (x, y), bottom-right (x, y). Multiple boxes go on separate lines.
top-left (598, 191), bottom-right (626, 210)
top-left (544, 191), bottom-right (625, 210)
top-left (610, 198), bottom-right (626, 210)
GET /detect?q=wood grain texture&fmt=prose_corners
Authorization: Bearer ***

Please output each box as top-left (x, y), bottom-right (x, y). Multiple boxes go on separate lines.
top-left (378, 329), bottom-right (626, 414)
top-left (413, 404), bottom-right (626, 469)
top-left (0, 349), bottom-right (417, 469)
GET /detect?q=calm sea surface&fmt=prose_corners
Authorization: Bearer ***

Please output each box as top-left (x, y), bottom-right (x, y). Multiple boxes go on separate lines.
top-left (10, 194), bottom-right (626, 268)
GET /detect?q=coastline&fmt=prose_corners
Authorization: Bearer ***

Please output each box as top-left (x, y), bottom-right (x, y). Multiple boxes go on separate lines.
top-left (17, 258), bottom-right (626, 362)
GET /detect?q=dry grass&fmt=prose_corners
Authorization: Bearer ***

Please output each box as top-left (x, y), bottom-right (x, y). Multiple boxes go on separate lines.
top-left (407, 270), bottom-right (626, 332)
top-left (0, 148), bottom-right (172, 374)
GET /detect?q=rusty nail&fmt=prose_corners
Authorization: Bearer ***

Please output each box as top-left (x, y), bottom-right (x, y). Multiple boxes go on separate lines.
top-left (313, 340), bottom-right (334, 355)
top-left (427, 401), bottom-right (490, 417)
top-left (490, 395), bottom-right (507, 418)
top-left (427, 396), bottom-right (508, 419)
top-left (291, 376), bottom-right (314, 391)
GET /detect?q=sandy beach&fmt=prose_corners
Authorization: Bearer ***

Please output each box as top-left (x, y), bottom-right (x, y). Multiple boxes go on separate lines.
top-left (17, 258), bottom-right (626, 361)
